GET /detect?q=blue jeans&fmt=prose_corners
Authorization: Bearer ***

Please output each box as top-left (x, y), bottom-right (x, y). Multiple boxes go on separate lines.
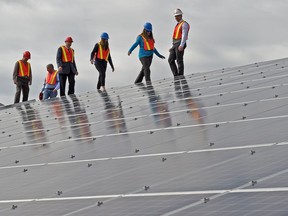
top-left (43, 88), bottom-right (57, 100)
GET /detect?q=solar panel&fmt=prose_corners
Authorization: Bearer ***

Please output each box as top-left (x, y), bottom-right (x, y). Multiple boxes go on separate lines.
top-left (1, 58), bottom-right (288, 215)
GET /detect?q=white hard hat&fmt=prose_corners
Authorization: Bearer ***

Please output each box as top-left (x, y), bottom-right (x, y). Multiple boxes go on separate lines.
top-left (174, 8), bottom-right (183, 16)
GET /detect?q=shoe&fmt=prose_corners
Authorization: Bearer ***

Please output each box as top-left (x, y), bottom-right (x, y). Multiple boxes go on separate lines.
top-left (135, 82), bottom-right (144, 86)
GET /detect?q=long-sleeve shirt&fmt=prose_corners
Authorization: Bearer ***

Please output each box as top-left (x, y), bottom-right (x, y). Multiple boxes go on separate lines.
top-left (56, 46), bottom-right (78, 75)
top-left (41, 73), bottom-right (60, 92)
top-left (128, 35), bottom-right (163, 59)
top-left (13, 60), bottom-right (32, 84)
top-left (90, 43), bottom-right (114, 70)
top-left (180, 21), bottom-right (189, 47)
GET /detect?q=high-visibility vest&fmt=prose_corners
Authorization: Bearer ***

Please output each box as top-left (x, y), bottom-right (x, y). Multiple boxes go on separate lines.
top-left (140, 35), bottom-right (155, 51)
top-left (61, 46), bottom-right (74, 62)
top-left (18, 60), bottom-right (30, 77)
top-left (46, 70), bottom-right (58, 85)
top-left (96, 43), bottom-right (110, 62)
top-left (173, 20), bottom-right (190, 40)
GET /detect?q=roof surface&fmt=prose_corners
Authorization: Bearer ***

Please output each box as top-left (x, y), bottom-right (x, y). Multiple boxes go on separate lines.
top-left (1, 58), bottom-right (288, 215)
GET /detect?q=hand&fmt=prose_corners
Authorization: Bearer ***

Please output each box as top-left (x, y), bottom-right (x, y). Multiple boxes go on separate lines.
top-left (169, 47), bottom-right (173, 52)
top-left (58, 66), bottom-right (62, 71)
top-left (178, 46), bottom-right (184, 52)
top-left (112, 68), bottom-right (115, 72)
top-left (161, 55), bottom-right (165, 59)
top-left (53, 89), bottom-right (57, 92)
top-left (128, 51), bottom-right (131, 56)
top-left (90, 60), bottom-right (94, 64)
top-left (75, 71), bottom-right (79, 76)
top-left (13, 79), bottom-right (17, 85)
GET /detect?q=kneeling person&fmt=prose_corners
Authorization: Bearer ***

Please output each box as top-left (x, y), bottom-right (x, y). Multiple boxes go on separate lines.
top-left (41, 64), bottom-right (59, 100)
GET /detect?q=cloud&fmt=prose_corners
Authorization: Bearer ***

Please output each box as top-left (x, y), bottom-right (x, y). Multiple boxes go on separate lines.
top-left (1, 0), bottom-right (288, 105)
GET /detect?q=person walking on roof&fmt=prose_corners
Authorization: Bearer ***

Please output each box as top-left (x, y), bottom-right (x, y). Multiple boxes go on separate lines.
top-left (90, 32), bottom-right (115, 92)
top-left (128, 22), bottom-right (165, 85)
top-left (56, 36), bottom-right (78, 96)
top-left (13, 51), bottom-right (32, 104)
top-left (40, 64), bottom-right (60, 100)
top-left (168, 8), bottom-right (190, 77)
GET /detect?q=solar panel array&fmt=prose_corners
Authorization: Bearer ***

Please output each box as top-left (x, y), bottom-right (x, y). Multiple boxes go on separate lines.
top-left (1, 58), bottom-right (288, 215)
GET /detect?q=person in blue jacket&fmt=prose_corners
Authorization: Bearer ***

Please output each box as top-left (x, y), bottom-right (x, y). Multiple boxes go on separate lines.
top-left (128, 22), bottom-right (165, 84)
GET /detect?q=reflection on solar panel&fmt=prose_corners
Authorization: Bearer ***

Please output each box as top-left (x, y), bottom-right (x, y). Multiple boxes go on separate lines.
top-left (1, 58), bottom-right (288, 215)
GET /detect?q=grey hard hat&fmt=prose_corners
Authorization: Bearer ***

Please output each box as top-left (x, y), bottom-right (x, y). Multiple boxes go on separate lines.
top-left (174, 8), bottom-right (183, 16)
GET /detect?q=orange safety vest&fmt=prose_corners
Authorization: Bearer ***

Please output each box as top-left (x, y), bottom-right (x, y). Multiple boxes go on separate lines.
top-left (61, 46), bottom-right (74, 62)
top-left (96, 43), bottom-right (110, 62)
top-left (140, 35), bottom-right (155, 51)
top-left (18, 60), bottom-right (30, 77)
top-left (173, 20), bottom-right (190, 40)
top-left (46, 70), bottom-right (58, 85)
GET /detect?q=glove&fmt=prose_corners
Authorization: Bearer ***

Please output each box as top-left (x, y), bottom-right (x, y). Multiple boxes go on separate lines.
top-left (161, 55), bottom-right (165, 59)
top-left (39, 92), bottom-right (43, 100)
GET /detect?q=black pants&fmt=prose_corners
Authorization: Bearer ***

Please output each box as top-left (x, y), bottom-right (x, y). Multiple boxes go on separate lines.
top-left (168, 42), bottom-right (186, 76)
top-left (59, 73), bottom-right (75, 96)
top-left (135, 56), bottom-right (153, 84)
top-left (14, 78), bottom-right (29, 104)
top-left (95, 60), bottom-right (107, 89)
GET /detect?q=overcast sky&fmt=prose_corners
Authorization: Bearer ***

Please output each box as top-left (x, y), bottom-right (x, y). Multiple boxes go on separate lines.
top-left (0, 0), bottom-right (288, 105)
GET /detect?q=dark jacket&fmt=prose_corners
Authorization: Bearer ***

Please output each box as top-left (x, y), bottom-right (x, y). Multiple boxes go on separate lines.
top-left (90, 43), bottom-right (114, 70)
top-left (56, 46), bottom-right (78, 75)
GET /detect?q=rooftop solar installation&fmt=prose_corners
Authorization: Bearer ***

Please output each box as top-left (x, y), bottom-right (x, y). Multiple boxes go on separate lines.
top-left (1, 58), bottom-right (288, 215)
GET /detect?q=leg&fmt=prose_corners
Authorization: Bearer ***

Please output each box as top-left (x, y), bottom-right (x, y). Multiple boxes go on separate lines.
top-left (101, 69), bottom-right (106, 88)
top-left (135, 69), bottom-right (144, 84)
top-left (59, 74), bottom-right (67, 96)
top-left (97, 76), bottom-right (101, 90)
top-left (176, 43), bottom-right (186, 76)
top-left (100, 63), bottom-right (107, 88)
top-left (43, 89), bottom-right (49, 100)
top-left (67, 73), bottom-right (75, 95)
top-left (51, 90), bottom-right (58, 98)
top-left (95, 65), bottom-right (101, 89)
top-left (142, 56), bottom-right (153, 84)
top-left (168, 45), bottom-right (178, 76)
top-left (22, 82), bottom-right (29, 102)
top-left (96, 62), bottom-right (107, 89)
top-left (135, 60), bottom-right (145, 84)
top-left (139, 56), bottom-right (152, 84)
top-left (14, 81), bottom-right (22, 104)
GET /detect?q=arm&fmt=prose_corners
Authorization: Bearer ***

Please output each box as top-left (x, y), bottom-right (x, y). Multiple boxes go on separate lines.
top-left (128, 36), bottom-right (141, 55)
top-left (108, 54), bottom-right (115, 71)
top-left (41, 78), bottom-right (46, 92)
top-left (90, 43), bottom-right (99, 63)
top-left (72, 50), bottom-right (78, 73)
top-left (180, 22), bottom-right (189, 48)
top-left (13, 62), bottom-right (19, 84)
top-left (29, 67), bottom-right (32, 85)
top-left (54, 74), bottom-right (60, 91)
top-left (56, 47), bottom-right (63, 68)
top-left (153, 48), bottom-right (165, 59)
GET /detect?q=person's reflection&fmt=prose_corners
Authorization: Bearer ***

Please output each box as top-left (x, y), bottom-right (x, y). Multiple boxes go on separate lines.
top-left (174, 76), bottom-right (205, 124)
top-left (46, 98), bottom-right (69, 142)
top-left (139, 84), bottom-right (172, 128)
top-left (49, 98), bottom-right (66, 127)
top-left (100, 92), bottom-right (127, 133)
top-left (62, 95), bottom-right (92, 140)
top-left (16, 103), bottom-right (47, 145)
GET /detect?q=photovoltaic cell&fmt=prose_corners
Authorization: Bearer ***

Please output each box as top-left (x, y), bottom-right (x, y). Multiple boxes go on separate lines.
top-left (0, 58), bottom-right (288, 215)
